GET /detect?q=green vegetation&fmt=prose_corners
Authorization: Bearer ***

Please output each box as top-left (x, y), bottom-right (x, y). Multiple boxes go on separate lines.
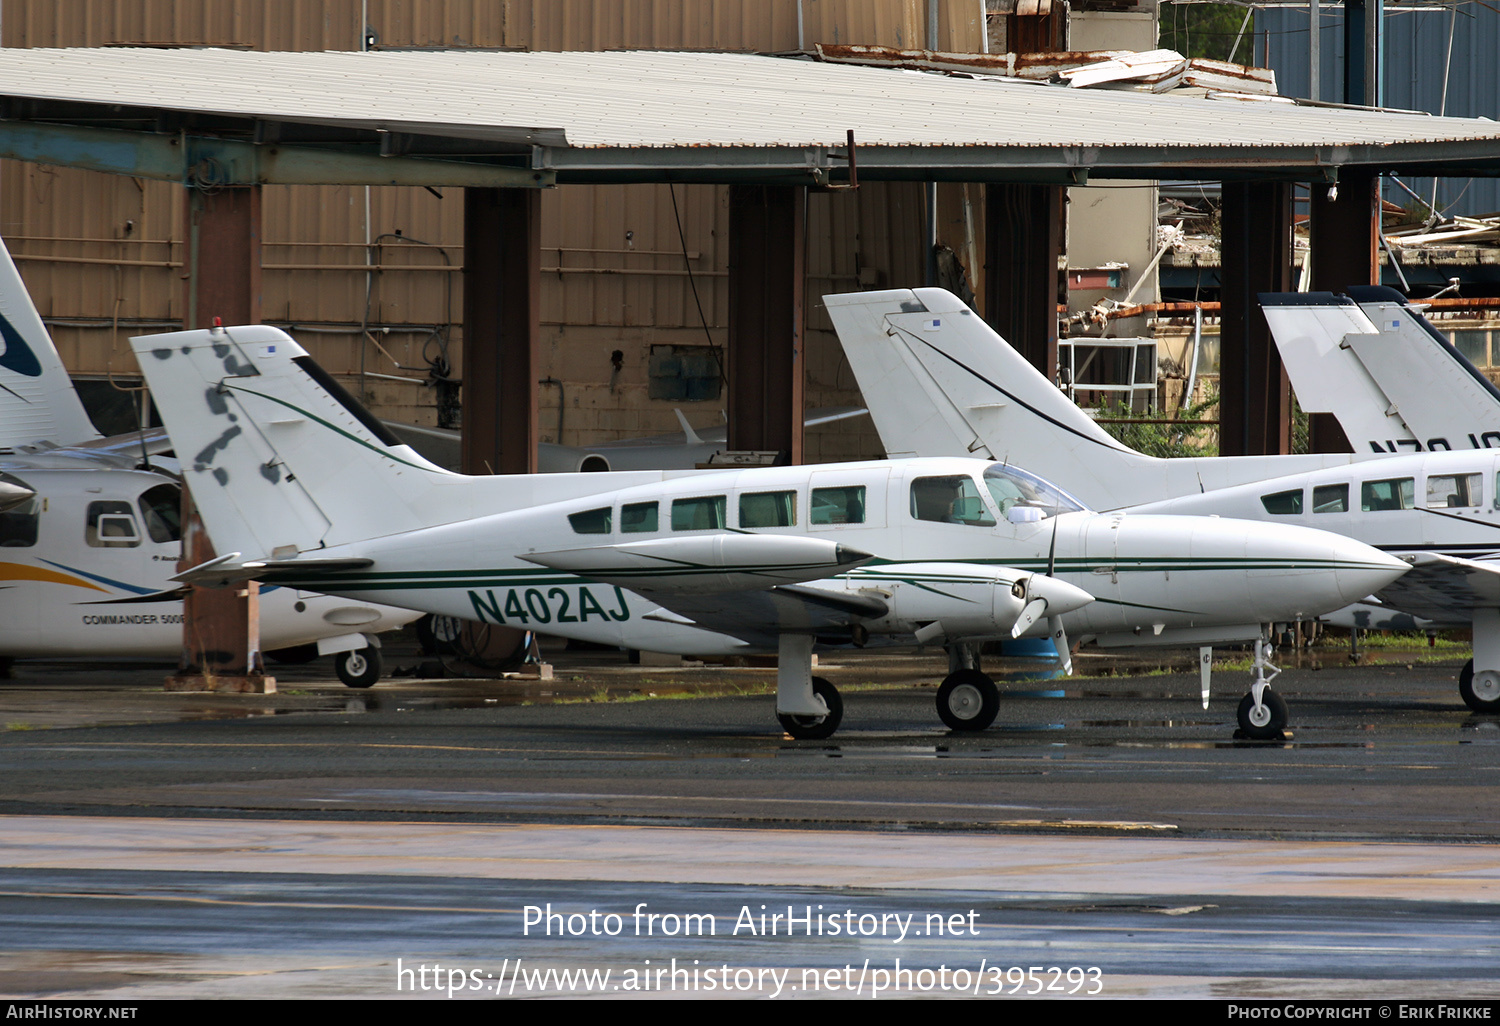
top-left (1160, 2), bottom-right (1254, 62)
top-left (1093, 389), bottom-right (1220, 458)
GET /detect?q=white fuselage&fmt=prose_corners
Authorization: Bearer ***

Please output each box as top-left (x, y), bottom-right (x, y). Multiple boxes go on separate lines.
top-left (260, 457), bottom-right (1408, 655)
top-left (1132, 450), bottom-right (1500, 625)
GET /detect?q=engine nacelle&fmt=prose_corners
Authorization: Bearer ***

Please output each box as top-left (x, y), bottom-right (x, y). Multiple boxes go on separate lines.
top-left (803, 562), bottom-right (1092, 642)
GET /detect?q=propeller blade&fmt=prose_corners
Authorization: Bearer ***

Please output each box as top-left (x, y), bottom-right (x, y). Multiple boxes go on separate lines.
top-left (1012, 597), bottom-right (1048, 638)
top-left (1049, 615), bottom-right (1073, 675)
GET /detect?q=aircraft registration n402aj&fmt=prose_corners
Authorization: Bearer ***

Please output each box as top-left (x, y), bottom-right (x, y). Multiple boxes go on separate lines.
top-left (128, 324), bottom-right (1407, 739)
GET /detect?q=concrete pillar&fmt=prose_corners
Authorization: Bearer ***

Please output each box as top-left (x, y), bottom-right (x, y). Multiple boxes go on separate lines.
top-left (1219, 181), bottom-right (1294, 456)
top-left (462, 187), bottom-right (541, 476)
top-left (984, 183), bottom-right (1062, 379)
top-left (727, 185), bottom-right (805, 463)
top-left (170, 186), bottom-right (268, 692)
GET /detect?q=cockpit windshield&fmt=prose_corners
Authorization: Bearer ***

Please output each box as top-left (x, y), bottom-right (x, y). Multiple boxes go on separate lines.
top-left (982, 463), bottom-right (1089, 519)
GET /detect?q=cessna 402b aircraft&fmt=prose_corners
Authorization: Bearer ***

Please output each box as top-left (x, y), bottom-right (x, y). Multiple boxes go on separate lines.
top-left (825, 286), bottom-right (1500, 716)
top-left (125, 322), bottom-right (1406, 739)
top-left (0, 238), bottom-right (417, 683)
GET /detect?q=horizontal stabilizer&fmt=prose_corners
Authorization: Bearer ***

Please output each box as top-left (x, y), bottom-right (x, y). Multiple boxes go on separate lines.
top-left (521, 533), bottom-right (873, 594)
top-left (174, 553), bottom-right (374, 588)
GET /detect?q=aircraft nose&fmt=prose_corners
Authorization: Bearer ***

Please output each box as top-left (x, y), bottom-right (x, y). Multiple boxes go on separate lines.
top-left (1327, 536), bottom-right (1410, 605)
top-left (1026, 573), bottom-right (1094, 616)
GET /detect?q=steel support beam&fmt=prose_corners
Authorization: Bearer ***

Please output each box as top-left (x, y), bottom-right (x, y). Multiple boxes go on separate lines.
top-left (1342, 0), bottom-right (1382, 108)
top-left (170, 185), bottom-right (269, 692)
top-left (984, 183), bottom-right (1061, 379)
top-left (462, 187), bottom-right (540, 476)
top-left (0, 121), bottom-right (554, 188)
top-left (1305, 170), bottom-right (1379, 452)
top-left (1220, 181), bottom-right (1294, 456)
top-left (727, 185), bottom-right (805, 463)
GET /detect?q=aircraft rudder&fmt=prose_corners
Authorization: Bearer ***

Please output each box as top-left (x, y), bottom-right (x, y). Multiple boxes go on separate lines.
top-left (0, 236), bottom-right (102, 447)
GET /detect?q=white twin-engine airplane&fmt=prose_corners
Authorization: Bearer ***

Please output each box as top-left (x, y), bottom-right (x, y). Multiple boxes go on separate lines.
top-left (0, 237), bottom-right (417, 683)
top-left (825, 286), bottom-right (1500, 716)
top-left (1261, 286), bottom-right (1500, 455)
top-left (126, 323), bottom-right (1406, 739)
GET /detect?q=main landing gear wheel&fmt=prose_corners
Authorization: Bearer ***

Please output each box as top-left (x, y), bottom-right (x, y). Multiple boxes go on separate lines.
top-left (936, 669), bottom-right (1000, 731)
top-left (778, 676), bottom-right (843, 740)
top-left (336, 647), bottom-right (382, 688)
top-left (1459, 659), bottom-right (1500, 713)
top-left (1236, 688), bottom-right (1288, 740)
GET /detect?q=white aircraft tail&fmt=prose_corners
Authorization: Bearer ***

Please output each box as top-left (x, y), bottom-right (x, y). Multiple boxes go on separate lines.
top-left (823, 287), bottom-right (1133, 463)
top-left (1264, 286), bottom-right (1500, 453)
top-left (0, 237), bottom-right (102, 448)
top-left (824, 286), bottom-right (1361, 510)
top-left (128, 325), bottom-right (654, 563)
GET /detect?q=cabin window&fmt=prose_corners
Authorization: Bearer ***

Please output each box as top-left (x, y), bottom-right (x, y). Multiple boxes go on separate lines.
top-left (910, 475), bottom-right (996, 527)
top-left (810, 486), bottom-right (865, 526)
top-left (1426, 473), bottom-right (1481, 509)
top-left (138, 484), bottom-right (182, 543)
top-left (671, 495), bottom-right (726, 531)
top-left (1260, 489), bottom-right (1303, 515)
top-left (1361, 477), bottom-right (1415, 512)
top-left (86, 501), bottom-right (140, 548)
top-left (568, 507), bottom-right (612, 535)
top-left (621, 501), bottom-right (658, 534)
top-left (740, 490), bottom-right (796, 528)
top-left (1312, 484), bottom-right (1349, 514)
top-left (0, 498), bottom-right (38, 548)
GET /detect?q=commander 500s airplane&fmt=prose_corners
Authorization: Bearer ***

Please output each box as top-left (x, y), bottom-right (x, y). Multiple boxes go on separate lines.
top-left (127, 323), bottom-right (1407, 739)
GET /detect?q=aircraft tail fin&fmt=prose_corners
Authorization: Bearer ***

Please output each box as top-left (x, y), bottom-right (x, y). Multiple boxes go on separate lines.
top-left (823, 287), bottom-right (1130, 463)
top-left (129, 324), bottom-right (472, 562)
top-left (1260, 291), bottom-right (1417, 451)
top-left (1346, 286), bottom-right (1500, 451)
top-left (1263, 286), bottom-right (1500, 452)
top-left (0, 238), bottom-right (102, 448)
top-left (823, 287), bottom-right (1168, 503)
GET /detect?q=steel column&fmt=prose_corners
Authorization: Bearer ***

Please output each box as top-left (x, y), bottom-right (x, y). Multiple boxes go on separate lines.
top-left (462, 187), bottom-right (541, 476)
top-left (171, 185), bottom-right (267, 691)
top-left (1306, 171), bottom-right (1379, 452)
top-left (727, 185), bottom-right (805, 463)
top-left (1219, 181), bottom-right (1294, 456)
top-left (983, 183), bottom-right (1061, 379)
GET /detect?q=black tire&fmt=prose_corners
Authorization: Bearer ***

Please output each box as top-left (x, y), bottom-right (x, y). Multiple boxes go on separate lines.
top-left (1459, 659), bottom-right (1500, 713)
top-left (936, 668), bottom-right (1000, 731)
top-left (336, 647), bottom-right (381, 688)
top-left (1236, 687), bottom-right (1289, 740)
top-left (265, 643), bottom-right (320, 665)
top-left (415, 614), bottom-right (464, 656)
top-left (777, 676), bottom-right (843, 740)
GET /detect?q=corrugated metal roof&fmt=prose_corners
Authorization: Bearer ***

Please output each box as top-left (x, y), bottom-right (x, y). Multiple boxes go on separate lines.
top-left (0, 46), bottom-right (1497, 180)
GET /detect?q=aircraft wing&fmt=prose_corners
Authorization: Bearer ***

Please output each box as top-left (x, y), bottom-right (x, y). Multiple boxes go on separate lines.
top-left (522, 532), bottom-right (873, 594)
top-left (1370, 552), bottom-right (1500, 623)
top-left (642, 584), bottom-right (889, 647)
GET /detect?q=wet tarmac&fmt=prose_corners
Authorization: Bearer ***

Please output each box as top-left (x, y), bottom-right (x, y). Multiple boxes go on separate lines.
top-left (1, 638), bottom-right (1496, 1000)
